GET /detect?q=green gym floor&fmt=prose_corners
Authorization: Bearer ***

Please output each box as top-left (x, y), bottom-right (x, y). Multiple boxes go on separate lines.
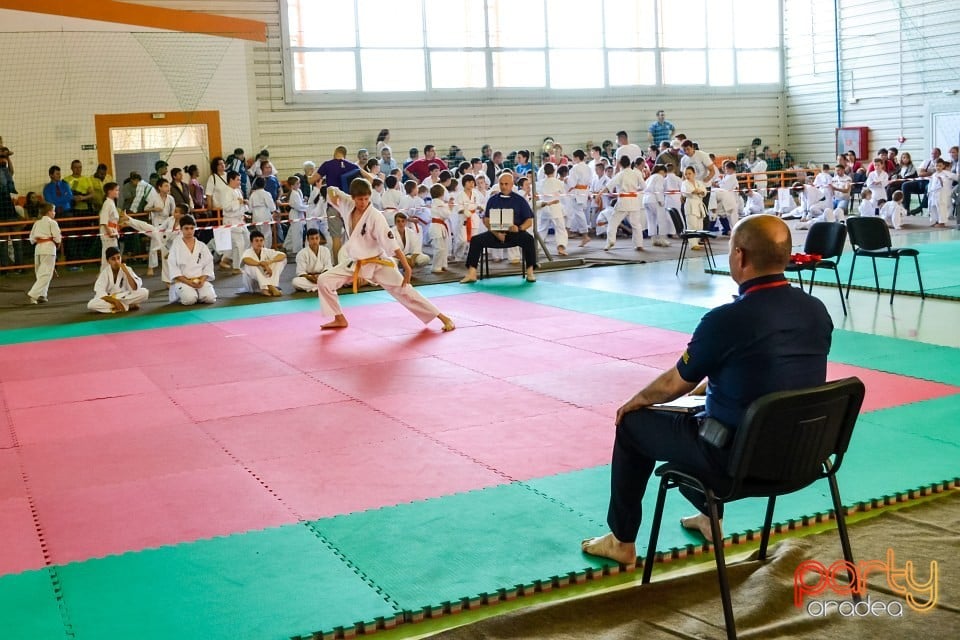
top-left (1, 230), bottom-right (958, 639)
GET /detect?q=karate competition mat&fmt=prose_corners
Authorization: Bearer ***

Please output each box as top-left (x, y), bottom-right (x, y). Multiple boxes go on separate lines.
top-left (709, 237), bottom-right (960, 300)
top-left (2, 274), bottom-right (959, 639)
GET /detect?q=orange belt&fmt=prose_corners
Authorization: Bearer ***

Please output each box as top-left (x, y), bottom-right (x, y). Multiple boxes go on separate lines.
top-left (618, 193), bottom-right (638, 197)
top-left (352, 257), bottom-right (395, 293)
top-left (465, 216), bottom-right (473, 241)
top-left (573, 185), bottom-right (589, 189)
top-left (36, 237), bottom-right (57, 243)
top-left (107, 221), bottom-right (119, 229)
top-left (431, 218), bottom-right (446, 224)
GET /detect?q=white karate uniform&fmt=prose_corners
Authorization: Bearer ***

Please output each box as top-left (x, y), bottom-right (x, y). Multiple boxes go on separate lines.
top-left (858, 198), bottom-right (878, 218)
top-left (292, 245), bottom-right (333, 292)
top-left (743, 192), bottom-right (765, 215)
top-left (381, 188), bottom-right (403, 224)
top-left (249, 189), bottom-right (277, 249)
top-left (643, 172), bottom-right (669, 241)
top-left (567, 162), bottom-right (593, 233)
top-left (713, 173), bottom-right (740, 229)
top-left (594, 209), bottom-right (612, 238)
top-left (453, 188), bottom-right (483, 261)
top-left (681, 179), bottom-right (707, 246)
top-left (87, 264), bottom-right (150, 313)
top-left (28, 216), bottom-right (61, 301)
top-left (284, 189), bottom-right (308, 253)
top-left (167, 237), bottom-right (217, 305)
top-left (537, 176), bottom-right (569, 251)
top-left (814, 171), bottom-right (834, 206)
top-left (664, 173), bottom-right (683, 214)
top-left (428, 200), bottom-right (452, 272)
top-left (605, 167), bottom-right (646, 249)
top-left (865, 170), bottom-right (889, 204)
top-left (879, 201), bottom-right (905, 230)
top-left (220, 187), bottom-right (249, 269)
top-left (797, 184), bottom-right (830, 219)
top-left (928, 170), bottom-right (957, 224)
top-left (240, 246), bottom-right (287, 292)
top-left (590, 173), bottom-right (610, 227)
top-left (99, 198), bottom-right (120, 266)
top-left (317, 188), bottom-right (441, 324)
top-left (750, 158), bottom-right (768, 195)
top-left (145, 191), bottom-right (175, 268)
top-left (397, 224), bottom-right (430, 267)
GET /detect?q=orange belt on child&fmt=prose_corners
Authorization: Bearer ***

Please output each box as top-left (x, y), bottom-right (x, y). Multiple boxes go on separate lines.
top-left (574, 185), bottom-right (589, 189)
top-left (352, 257), bottom-right (395, 293)
top-left (431, 218), bottom-right (446, 224)
top-left (618, 193), bottom-right (638, 197)
top-left (36, 237), bottom-right (56, 243)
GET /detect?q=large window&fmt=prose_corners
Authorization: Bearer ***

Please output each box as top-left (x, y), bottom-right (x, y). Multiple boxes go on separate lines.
top-left (282, 0), bottom-right (781, 95)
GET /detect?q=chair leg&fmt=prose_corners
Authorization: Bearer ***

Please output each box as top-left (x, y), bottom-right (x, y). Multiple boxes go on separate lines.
top-left (845, 253), bottom-right (857, 298)
top-left (706, 492), bottom-right (737, 640)
top-left (704, 239), bottom-right (717, 270)
top-left (676, 239), bottom-right (687, 276)
top-left (758, 496), bottom-right (777, 561)
top-left (795, 271), bottom-right (804, 289)
top-left (828, 472), bottom-right (861, 603)
top-left (833, 268), bottom-right (847, 315)
top-left (890, 256), bottom-right (900, 304)
top-left (914, 255), bottom-right (925, 299)
top-left (871, 257), bottom-right (879, 292)
top-left (642, 477), bottom-right (671, 584)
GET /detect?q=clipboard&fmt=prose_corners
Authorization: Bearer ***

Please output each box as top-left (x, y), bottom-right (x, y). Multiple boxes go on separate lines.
top-left (487, 207), bottom-right (513, 231)
top-left (651, 395), bottom-right (706, 414)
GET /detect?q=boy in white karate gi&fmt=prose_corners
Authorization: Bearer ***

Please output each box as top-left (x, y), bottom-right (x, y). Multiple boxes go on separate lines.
top-left (858, 189), bottom-right (878, 218)
top-left (567, 149), bottom-right (593, 238)
top-left (394, 211), bottom-right (431, 267)
top-left (600, 155), bottom-right (647, 251)
top-left (27, 203), bottom-right (60, 304)
top-left (742, 188), bottom-right (765, 216)
top-left (680, 166), bottom-right (707, 250)
top-left (144, 178), bottom-right (175, 276)
top-left (453, 174), bottom-right (484, 261)
top-left (87, 246), bottom-right (149, 313)
top-left (219, 170), bottom-right (249, 274)
top-left (241, 229), bottom-right (287, 296)
top-left (167, 215), bottom-right (217, 305)
top-left (879, 190), bottom-right (906, 230)
top-left (284, 175), bottom-right (308, 253)
top-left (292, 228), bottom-right (333, 292)
top-left (928, 157), bottom-right (958, 227)
top-left (316, 178), bottom-right (455, 331)
top-left (98, 182), bottom-right (121, 267)
top-left (537, 163), bottom-right (569, 256)
top-left (712, 161), bottom-right (741, 235)
top-left (428, 184), bottom-right (452, 273)
top-left (248, 176), bottom-right (278, 249)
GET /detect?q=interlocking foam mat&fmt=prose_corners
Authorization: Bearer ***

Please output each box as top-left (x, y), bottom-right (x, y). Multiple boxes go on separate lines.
top-left (1, 280), bottom-right (958, 639)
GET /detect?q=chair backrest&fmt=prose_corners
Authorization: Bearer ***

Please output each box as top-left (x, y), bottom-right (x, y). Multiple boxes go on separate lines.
top-left (726, 377), bottom-right (865, 494)
top-left (803, 221), bottom-right (847, 261)
top-left (668, 207), bottom-right (685, 235)
top-left (846, 216), bottom-right (892, 251)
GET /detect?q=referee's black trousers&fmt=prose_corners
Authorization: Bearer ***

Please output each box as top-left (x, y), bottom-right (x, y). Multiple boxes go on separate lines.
top-left (465, 230), bottom-right (537, 270)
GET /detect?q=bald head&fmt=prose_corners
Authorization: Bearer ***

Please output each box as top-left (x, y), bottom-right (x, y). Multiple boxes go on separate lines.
top-left (731, 215), bottom-right (792, 274)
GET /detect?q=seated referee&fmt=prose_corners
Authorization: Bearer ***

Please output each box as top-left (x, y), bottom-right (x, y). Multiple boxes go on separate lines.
top-left (459, 173), bottom-right (538, 284)
top-left (581, 214), bottom-right (833, 565)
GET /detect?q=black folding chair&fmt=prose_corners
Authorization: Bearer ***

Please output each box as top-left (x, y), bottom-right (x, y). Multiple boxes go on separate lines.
top-left (786, 221), bottom-right (848, 315)
top-left (642, 377), bottom-right (866, 640)
top-left (668, 207), bottom-right (717, 275)
top-left (844, 216), bottom-right (924, 304)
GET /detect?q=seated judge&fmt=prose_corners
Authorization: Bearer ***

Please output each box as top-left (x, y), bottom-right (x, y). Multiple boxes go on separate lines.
top-left (459, 172), bottom-right (537, 283)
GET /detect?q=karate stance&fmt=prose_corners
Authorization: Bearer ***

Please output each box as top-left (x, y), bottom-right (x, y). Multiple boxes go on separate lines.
top-left (317, 178), bottom-right (455, 331)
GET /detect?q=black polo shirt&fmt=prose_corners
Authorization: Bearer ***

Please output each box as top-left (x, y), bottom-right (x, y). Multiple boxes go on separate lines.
top-left (676, 273), bottom-right (833, 427)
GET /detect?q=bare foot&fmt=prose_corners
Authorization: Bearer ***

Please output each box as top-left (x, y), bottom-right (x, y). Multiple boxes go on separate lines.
top-left (260, 289), bottom-right (272, 297)
top-left (438, 313), bottom-right (456, 332)
top-left (321, 316), bottom-right (349, 330)
top-left (680, 513), bottom-right (722, 543)
top-left (146, 268), bottom-right (155, 277)
top-left (579, 237), bottom-right (591, 247)
top-left (459, 267), bottom-right (478, 284)
top-left (128, 304), bottom-right (140, 311)
top-left (557, 246), bottom-right (568, 256)
top-left (269, 285), bottom-right (282, 296)
top-left (581, 532), bottom-right (637, 566)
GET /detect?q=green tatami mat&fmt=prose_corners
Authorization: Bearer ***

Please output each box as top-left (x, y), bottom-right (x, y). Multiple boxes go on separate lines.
top-left (830, 330), bottom-right (960, 385)
top-left (55, 524), bottom-right (398, 640)
top-left (854, 393), bottom-right (960, 448)
top-left (0, 570), bottom-right (68, 640)
top-left (312, 483), bottom-right (617, 612)
top-left (0, 282), bottom-right (469, 346)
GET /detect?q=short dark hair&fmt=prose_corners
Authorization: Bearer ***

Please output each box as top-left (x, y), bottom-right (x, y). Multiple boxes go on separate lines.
top-left (105, 246), bottom-right (121, 259)
top-left (227, 170), bottom-right (240, 182)
top-left (306, 228), bottom-right (320, 237)
top-left (181, 214), bottom-right (197, 227)
top-left (573, 149), bottom-right (585, 160)
top-left (103, 182), bottom-right (119, 193)
top-left (48, 165), bottom-right (60, 176)
top-left (249, 229), bottom-right (264, 241)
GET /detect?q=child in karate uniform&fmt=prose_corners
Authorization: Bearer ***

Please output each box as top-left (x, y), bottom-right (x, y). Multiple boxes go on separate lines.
top-left (928, 157), bottom-right (958, 227)
top-left (249, 177), bottom-right (278, 249)
top-left (453, 174), bottom-right (484, 261)
top-left (537, 163), bottom-right (569, 256)
top-left (680, 166), bottom-right (707, 250)
top-left (428, 184), bottom-right (452, 273)
top-left (600, 155), bottom-right (646, 251)
top-left (27, 203), bottom-right (60, 304)
top-left (98, 182), bottom-right (121, 267)
top-left (644, 164), bottom-right (669, 246)
top-left (316, 178), bottom-right (455, 331)
top-left (240, 229), bottom-right (287, 296)
top-left (87, 246), bottom-right (149, 313)
top-left (292, 228), bottom-right (333, 292)
top-left (284, 175), bottom-right (308, 253)
top-left (879, 190), bottom-right (906, 230)
top-left (858, 189), bottom-right (878, 217)
top-left (712, 161), bottom-right (741, 234)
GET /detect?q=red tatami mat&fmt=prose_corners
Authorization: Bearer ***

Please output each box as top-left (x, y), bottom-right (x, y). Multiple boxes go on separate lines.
top-left (20, 426), bottom-right (232, 495)
top-left (0, 498), bottom-right (45, 575)
top-left (321, 355), bottom-right (487, 398)
top-left (557, 326), bottom-right (692, 360)
top-left (33, 464), bottom-right (292, 565)
top-left (2, 366), bottom-right (159, 410)
top-left (0, 449), bottom-right (25, 501)
top-left (248, 433), bottom-right (504, 520)
top-left (508, 359), bottom-right (665, 408)
top-left (432, 408), bottom-right (614, 481)
top-left (10, 391), bottom-right (189, 446)
top-left (201, 400), bottom-right (410, 463)
top-left (0, 335), bottom-right (124, 382)
top-left (826, 362), bottom-right (960, 412)
top-left (437, 340), bottom-right (615, 378)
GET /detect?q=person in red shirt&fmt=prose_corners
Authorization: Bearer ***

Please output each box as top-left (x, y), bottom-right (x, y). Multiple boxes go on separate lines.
top-left (404, 145), bottom-right (448, 182)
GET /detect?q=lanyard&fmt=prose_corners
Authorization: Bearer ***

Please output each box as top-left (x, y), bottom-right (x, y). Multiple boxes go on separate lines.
top-left (741, 280), bottom-right (789, 296)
